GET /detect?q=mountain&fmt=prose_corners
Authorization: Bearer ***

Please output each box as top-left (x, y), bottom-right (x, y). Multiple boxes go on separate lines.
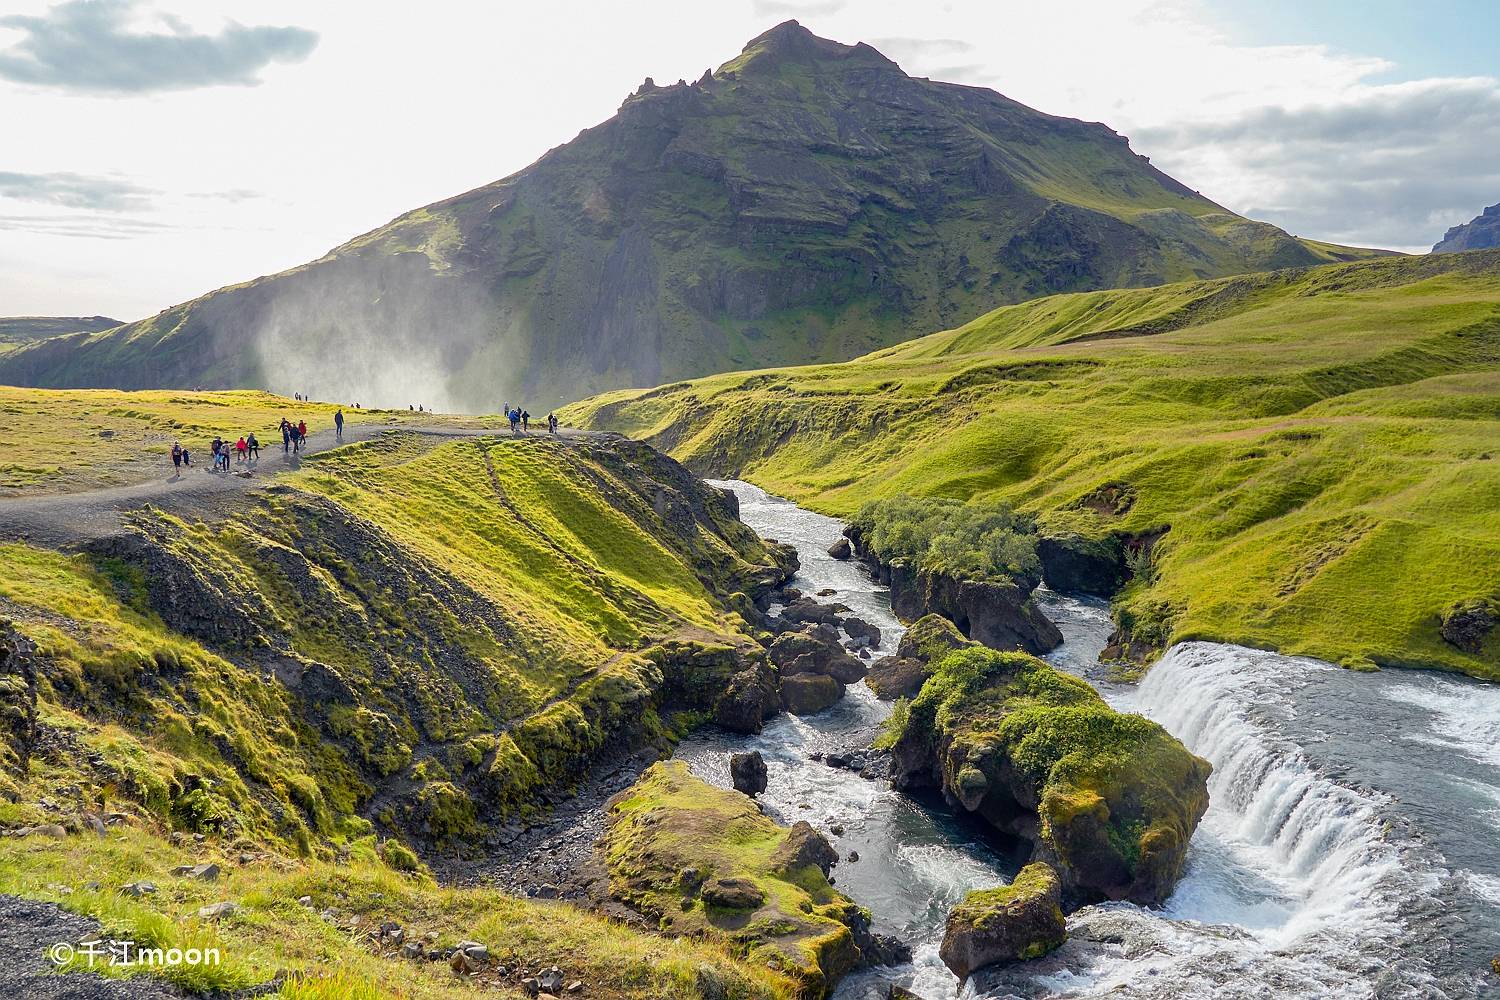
top-left (0, 21), bottom-right (1388, 411)
top-left (1433, 202), bottom-right (1500, 252)
top-left (0, 315), bottom-right (120, 351)
top-left (569, 249), bottom-right (1500, 681)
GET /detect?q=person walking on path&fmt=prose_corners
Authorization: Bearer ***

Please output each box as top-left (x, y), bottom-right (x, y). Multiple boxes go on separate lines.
top-left (296, 419), bottom-right (308, 454)
top-left (508, 407), bottom-right (520, 435)
top-left (334, 408), bottom-right (344, 442)
top-left (171, 441), bottom-right (183, 474)
top-left (246, 432), bottom-right (259, 460)
top-left (548, 413), bottom-right (558, 434)
top-left (235, 436), bottom-right (248, 463)
top-left (281, 418), bottom-right (291, 454)
top-left (521, 410), bottom-right (530, 433)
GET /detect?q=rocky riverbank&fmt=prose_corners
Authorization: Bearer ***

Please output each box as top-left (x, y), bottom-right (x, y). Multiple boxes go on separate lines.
top-left (839, 524), bottom-right (1061, 655)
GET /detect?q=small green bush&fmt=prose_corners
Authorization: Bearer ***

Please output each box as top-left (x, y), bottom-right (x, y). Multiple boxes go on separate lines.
top-left (852, 495), bottom-right (1039, 581)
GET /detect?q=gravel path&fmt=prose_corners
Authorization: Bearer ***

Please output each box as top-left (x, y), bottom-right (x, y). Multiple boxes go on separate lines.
top-left (0, 425), bottom-right (602, 547)
top-left (0, 894), bottom-right (182, 1000)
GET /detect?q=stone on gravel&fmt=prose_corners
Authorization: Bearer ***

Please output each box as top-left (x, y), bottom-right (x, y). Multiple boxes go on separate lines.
top-left (701, 876), bottom-right (766, 909)
top-left (729, 750), bottom-right (768, 797)
top-left (539, 967), bottom-right (564, 993)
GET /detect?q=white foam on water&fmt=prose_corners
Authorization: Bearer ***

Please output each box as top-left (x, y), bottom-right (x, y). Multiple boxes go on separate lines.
top-left (991, 641), bottom-right (1418, 999)
top-left (698, 483), bottom-right (1460, 999)
top-left (1380, 676), bottom-right (1500, 769)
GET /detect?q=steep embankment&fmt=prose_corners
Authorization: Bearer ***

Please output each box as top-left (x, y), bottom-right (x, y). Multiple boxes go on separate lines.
top-left (0, 424), bottom-right (794, 857)
top-left (0, 391), bottom-right (829, 998)
top-left (570, 250), bottom-right (1500, 680)
top-left (0, 21), bottom-right (1385, 410)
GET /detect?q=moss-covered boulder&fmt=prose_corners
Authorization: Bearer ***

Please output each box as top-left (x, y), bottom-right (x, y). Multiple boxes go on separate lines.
top-left (781, 673), bottom-right (844, 715)
top-left (940, 862), bottom-right (1066, 979)
top-left (602, 761), bottom-right (867, 996)
top-left (887, 628), bottom-right (1209, 907)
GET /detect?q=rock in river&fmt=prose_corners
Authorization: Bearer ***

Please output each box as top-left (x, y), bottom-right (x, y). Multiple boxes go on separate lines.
top-left (888, 615), bottom-right (1210, 907)
top-left (729, 750), bottom-right (768, 797)
top-left (940, 862), bottom-right (1066, 979)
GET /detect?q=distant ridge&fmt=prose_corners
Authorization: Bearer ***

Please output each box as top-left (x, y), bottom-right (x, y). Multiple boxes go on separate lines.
top-left (1433, 202), bottom-right (1500, 253)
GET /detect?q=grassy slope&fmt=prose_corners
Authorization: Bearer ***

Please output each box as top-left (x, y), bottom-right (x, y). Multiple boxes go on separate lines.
top-left (1, 427), bottom-right (778, 843)
top-left (568, 250), bottom-right (1500, 680)
top-left (0, 823), bottom-right (794, 1000)
top-left (0, 398), bottom-right (799, 996)
top-left (0, 387), bottom-right (491, 495)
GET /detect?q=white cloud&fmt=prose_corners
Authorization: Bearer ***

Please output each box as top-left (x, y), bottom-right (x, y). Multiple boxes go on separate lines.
top-left (0, 0), bottom-right (317, 94)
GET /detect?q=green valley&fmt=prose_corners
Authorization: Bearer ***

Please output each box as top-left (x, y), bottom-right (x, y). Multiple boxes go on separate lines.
top-left (568, 249), bottom-right (1500, 680)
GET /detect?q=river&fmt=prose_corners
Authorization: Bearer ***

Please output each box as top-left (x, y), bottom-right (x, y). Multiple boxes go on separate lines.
top-left (676, 481), bottom-right (1500, 1000)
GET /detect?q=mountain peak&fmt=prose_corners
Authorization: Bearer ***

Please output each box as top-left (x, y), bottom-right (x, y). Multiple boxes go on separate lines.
top-left (722, 20), bottom-right (898, 76)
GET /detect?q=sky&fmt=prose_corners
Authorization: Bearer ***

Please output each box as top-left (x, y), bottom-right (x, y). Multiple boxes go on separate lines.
top-left (1, 0), bottom-right (1497, 321)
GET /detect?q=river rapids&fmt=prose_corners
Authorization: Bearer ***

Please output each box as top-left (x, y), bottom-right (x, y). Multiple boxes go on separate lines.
top-left (675, 481), bottom-right (1500, 1000)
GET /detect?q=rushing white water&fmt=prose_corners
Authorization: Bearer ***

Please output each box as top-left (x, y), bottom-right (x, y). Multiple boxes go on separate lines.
top-left (686, 482), bottom-right (1500, 1000)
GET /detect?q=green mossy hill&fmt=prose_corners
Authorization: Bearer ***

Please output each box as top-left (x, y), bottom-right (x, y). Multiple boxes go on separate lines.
top-left (884, 618), bottom-right (1210, 907)
top-left (939, 862), bottom-right (1066, 979)
top-left (0, 814), bottom-right (799, 1000)
top-left (0, 429), bottom-right (790, 860)
top-left (571, 249), bottom-right (1500, 680)
top-left (602, 761), bottom-right (866, 997)
top-left (0, 23), bottom-right (1384, 410)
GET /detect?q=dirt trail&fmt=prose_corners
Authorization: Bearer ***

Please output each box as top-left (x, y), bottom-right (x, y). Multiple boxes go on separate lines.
top-left (0, 424), bottom-right (603, 548)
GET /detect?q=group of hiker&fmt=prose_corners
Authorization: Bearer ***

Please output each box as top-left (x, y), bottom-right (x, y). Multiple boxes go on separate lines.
top-left (170, 407), bottom-right (347, 477)
top-left (170, 432), bottom-right (261, 475)
top-left (168, 396), bottom-right (566, 480)
top-left (502, 403), bottom-right (559, 435)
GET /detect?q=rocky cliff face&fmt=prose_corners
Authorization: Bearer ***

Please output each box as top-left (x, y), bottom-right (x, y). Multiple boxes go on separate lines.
top-left (844, 525), bottom-right (1062, 655)
top-left (0, 22), bottom-right (1375, 410)
top-left (1433, 203), bottom-right (1500, 253)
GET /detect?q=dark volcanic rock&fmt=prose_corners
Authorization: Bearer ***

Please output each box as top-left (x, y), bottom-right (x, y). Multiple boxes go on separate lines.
top-left (828, 537), bottom-right (852, 559)
top-left (939, 863), bottom-right (1066, 979)
top-left (781, 673), bottom-right (844, 715)
top-left (770, 820), bottom-right (839, 877)
top-left (1036, 533), bottom-right (1125, 596)
top-left (865, 655), bottom-right (929, 700)
top-left (852, 539), bottom-right (1061, 655)
top-left (842, 616), bottom-right (882, 647)
top-left (769, 624), bottom-right (867, 684)
top-left (701, 876), bottom-right (766, 909)
top-left (1440, 600), bottom-right (1496, 654)
top-left (729, 750), bottom-right (768, 797)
